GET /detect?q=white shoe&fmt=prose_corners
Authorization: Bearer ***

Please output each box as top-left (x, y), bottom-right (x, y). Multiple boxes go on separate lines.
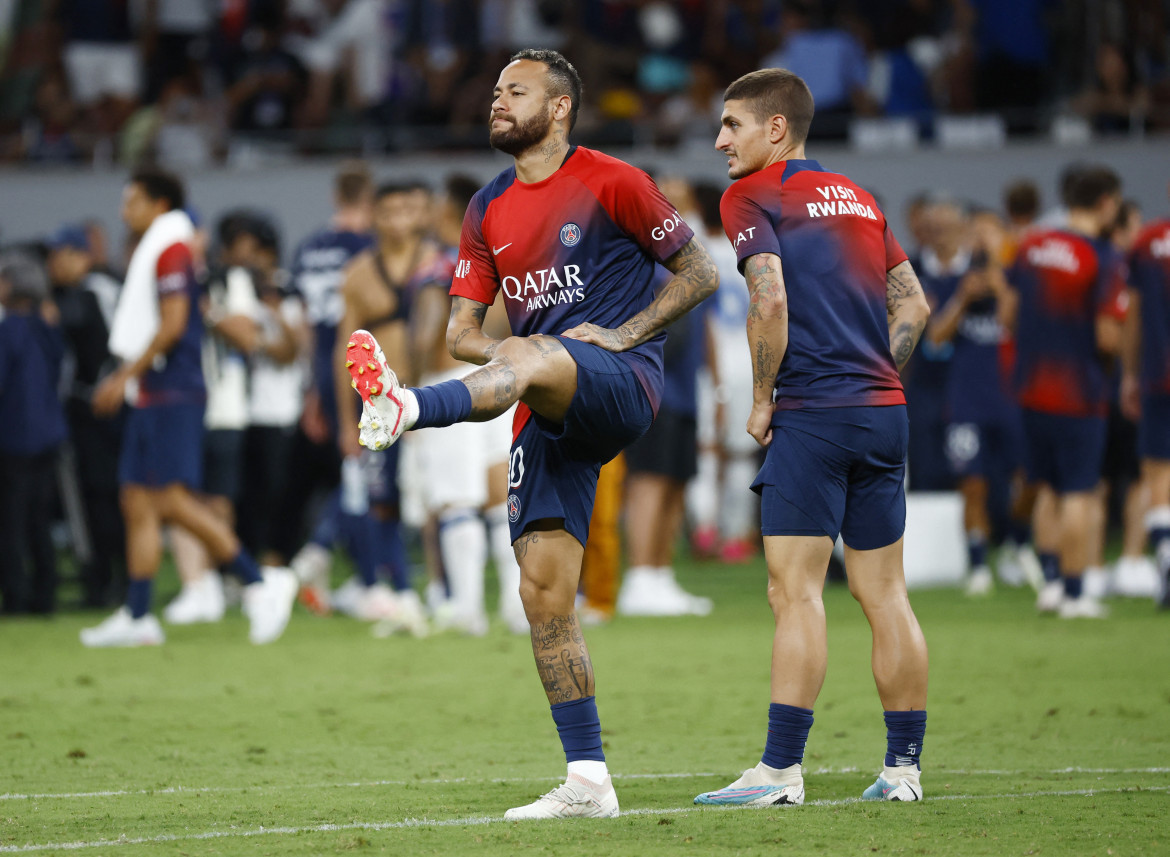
top-left (504, 773), bottom-right (620, 819)
top-left (291, 542), bottom-right (332, 615)
top-left (1058, 595), bottom-right (1109, 619)
top-left (994, 544), bottom-right (1026, 587)
top-left (862, 765), bottom-right (923, 801)
top-left (163, 572), bottom-right (225, 625)
top-left (617, 569), bottom-right (712, 617)
top-left (1112, 556), bottom-right (1160, 598)
top-left (694, 762), bottom-right (804, 806)
top-left (371, 588), bottom-right (431, 637)
top-left (1014, 544), bottom-right (1046, 592)
top-left (243, 567), bottom-right (298, 644)
top-left (1083, 567), bottom-right (1111, 600)
top-left (1036, 580), bottom-right (1064, 613)
top-left (345, 329), bottom-right (408, 451)
top-left (80, 607), bottom-right (165, 647)
top-left (431, 601), bottom-right (489, 636)
top-left (964, 566), bottom-right (994, 597)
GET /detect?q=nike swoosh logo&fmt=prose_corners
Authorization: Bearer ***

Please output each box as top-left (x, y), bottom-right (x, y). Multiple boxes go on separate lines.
top-left (493, 243), bottom-right (512, 255)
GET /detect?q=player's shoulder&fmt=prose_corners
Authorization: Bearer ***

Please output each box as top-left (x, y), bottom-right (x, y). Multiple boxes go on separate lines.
top-left (564, 145), bottom-right (651, 192)
top-left (472, 167), bottom-right (518, 214)
top-left (1132, 218), bottom-right (1170, 255)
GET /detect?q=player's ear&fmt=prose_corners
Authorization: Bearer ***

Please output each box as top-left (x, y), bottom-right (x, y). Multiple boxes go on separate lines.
top-left (552, 94), bottom-right (572, 124)
top-left (769, 114), bottom-right (787, 144)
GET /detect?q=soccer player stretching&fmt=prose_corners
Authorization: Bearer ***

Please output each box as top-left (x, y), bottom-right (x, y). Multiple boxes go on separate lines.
top-left (694, 69), bottom-right (931, 806)
top-left (347, 49), bottom-right (717, 818)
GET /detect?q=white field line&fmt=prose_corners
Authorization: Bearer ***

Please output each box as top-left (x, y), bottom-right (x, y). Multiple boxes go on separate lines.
top-left (2, 785), bottom-right (1168, 854)
top-left (2, 766), bottom-right (1167, 802)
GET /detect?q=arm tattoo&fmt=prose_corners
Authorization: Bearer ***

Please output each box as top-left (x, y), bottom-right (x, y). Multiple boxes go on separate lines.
top-left (885, 261), bottom-right (929, 370)
top-left (744, 253), bottom-right (788, 400)
top-left (531, 613), bottom-right (594, 703)
top-left (614, 237), bottom-right (718, 348)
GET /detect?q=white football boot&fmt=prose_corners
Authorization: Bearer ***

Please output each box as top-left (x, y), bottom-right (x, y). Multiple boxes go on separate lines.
top-left (505, 773), bottom-right (620, 820)
top-left (1058, 595), bottom-right (1109, 619)
top-left (1036, 580), bottom-right (1064, 613)
top-left (163, 571), bottom-right (226, 625)
top-left (964, 566), bottom-right (994, 597)
top-left (242, 567), bottom-right (299, 644)
top-left (344, 329), bottom-right (409, 451)
top-left (80, 607), bottom-right (165, 648)
top-left (1112, 556), bottom-right (1159, 598)
top-left (694, 763), bottom-right (805, 806)
top-left (291, 541), bottom-right (333, 615)
top-left (862, 765), bottom-right (923, 801)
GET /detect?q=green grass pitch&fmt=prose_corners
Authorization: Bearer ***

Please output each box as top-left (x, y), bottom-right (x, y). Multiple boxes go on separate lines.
top-left (2, 556), bottom-right (1168, 856)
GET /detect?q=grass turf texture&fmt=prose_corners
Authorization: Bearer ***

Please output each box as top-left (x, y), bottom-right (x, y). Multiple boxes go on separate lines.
top-left (2, 557), bottom-right (1168, 856)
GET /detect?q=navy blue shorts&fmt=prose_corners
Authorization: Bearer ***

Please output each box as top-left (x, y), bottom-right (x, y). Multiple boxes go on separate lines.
top-left (944, 409), bottom-right (1025, 480)
top-left (1021, 409), bottom-right (1106, 494)
top-left (506, 336), bottom-right (654, 546)
top-left (753, 405), bottom-right (908, 551)
top-left (1139, 395), bottom-right (1170, 461)
top-left (367, 442), bottom-right (401, 506)
top-left (118, 401), bottom-right (205, 489)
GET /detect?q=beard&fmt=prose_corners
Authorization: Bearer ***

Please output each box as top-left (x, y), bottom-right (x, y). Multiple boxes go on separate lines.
top-left (489, 104), bottom-right (552, 156)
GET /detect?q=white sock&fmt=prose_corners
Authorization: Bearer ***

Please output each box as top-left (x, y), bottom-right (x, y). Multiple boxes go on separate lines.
top-left (567, 760), bottom-right (609, 783)
top-left (759, 761), bottom-right (803, 785)
top-left (438, 508), bottom-right (486, 618)
top-left (403, 389), bottom-right (419, 430)
top-left (486, 504), bottom-right (523, 616)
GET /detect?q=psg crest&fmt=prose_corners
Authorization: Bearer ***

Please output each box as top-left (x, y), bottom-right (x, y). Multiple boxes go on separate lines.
top-left (507, 493), bottom-right (522, 523)
top-left (559, 223), bottom-right (581, 246)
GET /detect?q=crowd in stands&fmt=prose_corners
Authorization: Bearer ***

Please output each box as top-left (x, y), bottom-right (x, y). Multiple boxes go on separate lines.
top-left (2, 0), bottom-right (1169, 166)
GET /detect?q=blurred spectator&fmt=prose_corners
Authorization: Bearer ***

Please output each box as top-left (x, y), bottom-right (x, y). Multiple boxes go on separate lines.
top-left (971, 0), bottom-right (1049, 130)
top-left (761, 1), bottom-right (877, 138)
top-left (0, 252), bottom-right (67, 615)
top-left (289, 0), bottom-right (393, 129)
top-left (21, 69), bottom-right (81, 163)
top-left (400, 0), bottom-right (479, 127)
top-left (57, 0), bottom-right (142, 143)
top-left (125, 72), bottom-right (223, 169)
top-left (224, 5), bottom-right (308, 134)
top-left (46, 224), bottom-right (124, 608)
top-left (139, 0), bottom-right (217, 104)
top-left (655, 59), bottom-right (724, 149)
top-left (1073, 42), bottom-right (1149, 135)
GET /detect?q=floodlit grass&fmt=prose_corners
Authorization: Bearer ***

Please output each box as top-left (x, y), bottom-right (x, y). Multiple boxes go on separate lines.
top-left (2, 556), bottom-right (1168, 856)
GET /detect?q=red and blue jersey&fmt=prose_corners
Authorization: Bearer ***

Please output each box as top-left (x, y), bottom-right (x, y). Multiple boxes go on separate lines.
top-left (720, 158), bottom-right (907, 410)
top-left (1128, 217), bottom-right (1170, 396)
top-left (138, 241), bottom-right (205, 407)
top-left (450, 146), bottom-right (693, 414)
top-left (1010, 228), bottom-right (1129, 417)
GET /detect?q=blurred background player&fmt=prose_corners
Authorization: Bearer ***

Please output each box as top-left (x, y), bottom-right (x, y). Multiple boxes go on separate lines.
top-left (407, 173), bottom-right (527, 635)
top-left (0, 253), bottom-right (67, 615)
top-left (331, 180), bottom-right (438, 629)
top-left (163, 209), bottom-right (263, 625)
top-left (1122, 183), bottom-right (1170, 608)
top-left (1006, 165), bottom-right (1129, 619)
top-left (346, 50), bottom-right (717, 818)
top-left (82, 169), bottom-right (296, 647)
top-left (925, 205), bottom-right (1032, 596)
top-left (696, 68), bottom-right (931, 808)
top-left (280, 161), bottom-right (375, 609)
top-left (687, 180), bottom-right (758, 565)
top-left (45, 223), bottom-right (125, 608)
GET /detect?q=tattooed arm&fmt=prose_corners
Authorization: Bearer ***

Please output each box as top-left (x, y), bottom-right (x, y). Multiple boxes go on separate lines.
top-left (886, 260), bottom-right (931, 372)
top-left (743, 252), bottom-right (788, 447)
top-left (446, 295), bottom-right (502, 365)
top-left (561, 237), bottom-right (718, 351)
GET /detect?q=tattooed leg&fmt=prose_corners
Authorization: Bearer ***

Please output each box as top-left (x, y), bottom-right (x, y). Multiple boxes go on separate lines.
top-left (532, 613), bottom-right (596, 703)
top-left (458, 334), bottom-right (578, 423)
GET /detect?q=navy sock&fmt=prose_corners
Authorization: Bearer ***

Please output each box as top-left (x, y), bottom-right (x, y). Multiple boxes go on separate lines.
top-left (126, 579), bottom-right (153, 619)
top-left (375, 516), bottom-right (411, 591)
top-left (1007, 519), bottom-right (1031, 546)
top-left (1039, 551), bottom-right (1061, 583)
top-left (1063, 575), bottom-right (1084, 599)
top-left (1151, 527), bottom-right (1170, 572)
top-left (340, 510), bottom-right (378, 586)
top-left (309, 492), bottom-right (342, 548)
top-left (411, 380), bottom-right (472, 429)
top-left (762, 703), bottom-right (814, 770)
top-left (223, 548), bottom-right (263, 585)
top-left (966, 532), bottom-right (987, 569)
top-left (884, 710), bottom-right (927, 769)
top-left (550, 697), bottom-right (605, 763)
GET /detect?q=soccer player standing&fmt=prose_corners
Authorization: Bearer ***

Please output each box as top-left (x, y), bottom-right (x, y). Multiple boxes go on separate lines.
top-left (1008, 166), bottom-right (1128, 619)
top-left (694, 68), bottom-right (931, 806)
top-left (1122, 185), bottom-right (1170, 608)
top-left (347, 49), bottom-right (717, 818)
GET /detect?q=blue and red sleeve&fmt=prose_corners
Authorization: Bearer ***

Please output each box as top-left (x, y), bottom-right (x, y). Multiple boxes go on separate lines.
top-left (156, 242), bottom-right (194, 298)
top-left (883, 221), bottom-right (908, 271)
top-left (595, 164), bottom-right (694, 263)
top-left (719, 180), bottom-right (780, 271)
top-left (450, 197), bottom-right (499, 304)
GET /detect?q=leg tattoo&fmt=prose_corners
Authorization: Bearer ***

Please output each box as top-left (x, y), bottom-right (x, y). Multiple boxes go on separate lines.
top-left (464, 356), bottom-right (519, 421)
top-left (531, 613), bottom-right (595, 703)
